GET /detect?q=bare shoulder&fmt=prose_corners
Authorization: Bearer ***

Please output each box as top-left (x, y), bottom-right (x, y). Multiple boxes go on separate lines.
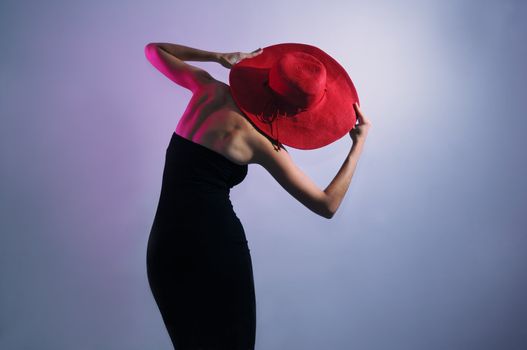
top-left (233, 113), bottom-right (298, 176)
top-left (242, 126), bottom-right (288, 164)
top-left (205, 84), bottom-right (288, 165)
top-left (225, 107), bottom-right (289, 165)
top-left (215, 117), bottom-right (284, 166)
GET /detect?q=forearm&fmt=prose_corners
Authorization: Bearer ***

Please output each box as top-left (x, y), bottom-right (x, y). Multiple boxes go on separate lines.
top-left (152, 42), bottom-right (220, 62)
top-left (323, 140), bottom-right (366, 217)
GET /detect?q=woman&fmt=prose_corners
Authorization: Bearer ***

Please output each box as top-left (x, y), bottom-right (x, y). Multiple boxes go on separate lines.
top-left (144, 42), bottom-right (371, 350)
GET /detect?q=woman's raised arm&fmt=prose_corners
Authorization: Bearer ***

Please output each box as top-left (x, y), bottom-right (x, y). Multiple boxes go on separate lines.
top-left (250, 102), bottom-right (371, 219)
top-left (144, 42), bottom-right (219, 92)
top-left (148, 42), bottom-right (221, 62)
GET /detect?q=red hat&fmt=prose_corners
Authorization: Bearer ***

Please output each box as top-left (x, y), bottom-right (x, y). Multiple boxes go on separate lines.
top-left (229, 42), bottom-right (359, 150)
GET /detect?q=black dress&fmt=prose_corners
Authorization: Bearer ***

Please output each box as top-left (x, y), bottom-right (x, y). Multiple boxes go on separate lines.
top-left (146, 131), bottom-right (255, 350)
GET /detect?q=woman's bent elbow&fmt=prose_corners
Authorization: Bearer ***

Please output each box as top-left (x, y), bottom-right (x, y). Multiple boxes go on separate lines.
top-left (321, 207), bottom-right (335, 219)
top-left (321, 195), bottom-right (336, 219)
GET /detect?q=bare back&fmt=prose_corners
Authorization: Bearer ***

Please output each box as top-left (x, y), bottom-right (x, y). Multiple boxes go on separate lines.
top-left (174, 81), bottom-right (284, 166)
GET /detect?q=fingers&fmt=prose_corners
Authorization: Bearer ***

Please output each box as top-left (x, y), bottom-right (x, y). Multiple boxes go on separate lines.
top-left (236, 48), bottom-right (263, 64)
top-left (353, 101), bottom-right (361, 112)
top-left (249, 48), bottom-right (263, 57)
top-left (353, 102), bottom-right (363, 122)
top-left (353, 102), bottom-right (372, 127)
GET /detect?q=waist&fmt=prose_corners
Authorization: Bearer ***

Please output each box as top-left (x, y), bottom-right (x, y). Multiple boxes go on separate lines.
top-left (149, 203), bottom-right (247, 246)
top-left (155, 187), bottom-right (238, 217)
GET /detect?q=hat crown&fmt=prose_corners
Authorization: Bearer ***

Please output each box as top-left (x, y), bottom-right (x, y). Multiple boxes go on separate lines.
top-left (268, 51), bottom-right (327, 110)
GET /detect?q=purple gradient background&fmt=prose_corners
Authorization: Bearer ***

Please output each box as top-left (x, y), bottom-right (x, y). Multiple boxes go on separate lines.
top-left (1, 0), bottom-right (526, 349)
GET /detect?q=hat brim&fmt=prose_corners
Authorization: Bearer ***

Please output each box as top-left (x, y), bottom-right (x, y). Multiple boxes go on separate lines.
top-left (229, 42), bottom-right (359, 150)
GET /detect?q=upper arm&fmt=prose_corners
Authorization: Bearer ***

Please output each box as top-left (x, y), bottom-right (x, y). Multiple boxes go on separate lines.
top-left (251, 137), bottom-right (333, 219)
top-left (144, 43), bottom-right (216, 93)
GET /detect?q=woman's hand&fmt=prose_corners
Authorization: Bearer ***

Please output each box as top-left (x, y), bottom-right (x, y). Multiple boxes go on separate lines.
top-left (217, 48), bottom-right (263, 69)
top-left (349, 102), bottom-right (372, 144)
